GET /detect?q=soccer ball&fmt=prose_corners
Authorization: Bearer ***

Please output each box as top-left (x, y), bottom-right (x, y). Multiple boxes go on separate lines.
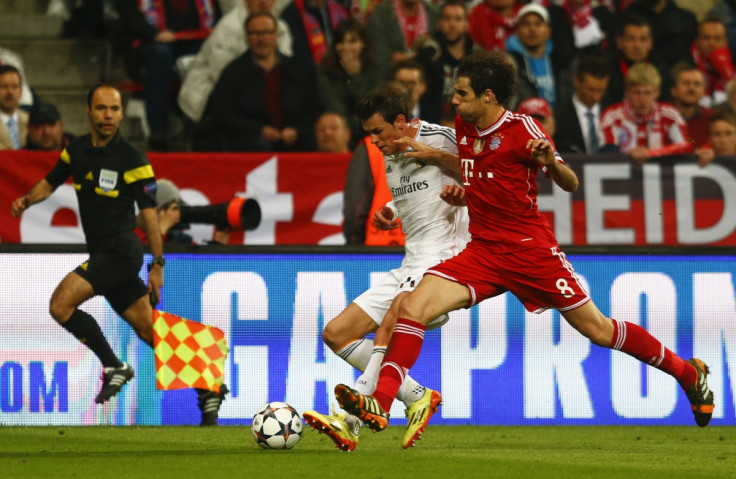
top-left (251, 402), bottom-right (303, 449)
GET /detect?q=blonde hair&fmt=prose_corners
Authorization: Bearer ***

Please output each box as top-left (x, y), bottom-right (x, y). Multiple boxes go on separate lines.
top-left (625, 62), bottom-right (661, 90)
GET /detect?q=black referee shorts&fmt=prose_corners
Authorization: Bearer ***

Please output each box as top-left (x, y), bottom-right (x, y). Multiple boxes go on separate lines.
top-left (75, 232), bottom-right (148, 315)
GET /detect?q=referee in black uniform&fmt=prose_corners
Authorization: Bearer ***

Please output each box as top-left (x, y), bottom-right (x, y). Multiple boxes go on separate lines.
top-left (11, 85), bottom-right (166, 405)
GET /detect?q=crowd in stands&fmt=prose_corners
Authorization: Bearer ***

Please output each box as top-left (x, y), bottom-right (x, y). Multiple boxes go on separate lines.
top-left (5, 0), bottom-right (736, 162)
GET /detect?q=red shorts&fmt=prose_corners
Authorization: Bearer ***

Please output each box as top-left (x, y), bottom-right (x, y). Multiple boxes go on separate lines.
top-left (426, 240), bottom-right (590, 313)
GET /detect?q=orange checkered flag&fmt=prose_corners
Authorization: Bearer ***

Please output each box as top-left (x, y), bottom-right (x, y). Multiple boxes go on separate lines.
top-left (153, 310), bottom-right (228, 393)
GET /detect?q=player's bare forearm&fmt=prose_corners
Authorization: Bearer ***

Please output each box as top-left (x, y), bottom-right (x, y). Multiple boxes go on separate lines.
top-left (141, 207), bottom-right (164, 304)
top-left (11, 179), bottom-right (54, 217)
top-left (547, 161), bottom-right (579, 193)
top-left (394, 136), bottom-right (461, 173)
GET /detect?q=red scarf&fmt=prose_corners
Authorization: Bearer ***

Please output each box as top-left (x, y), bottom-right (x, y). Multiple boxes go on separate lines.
top-left (138, 0), bottom-right (214, 35)
top-left (622, 99), bottom-right (663, 148)
top-left (559, 0), bottom-right (593, 28)
top-left (392, 0), bottom-right (428, 51)
top-left (691, 43), bottom-right (735, 98)
top-left (469, 3), bottom-right (520, 52)
top-left (295, 0), bottom-right (348, 64)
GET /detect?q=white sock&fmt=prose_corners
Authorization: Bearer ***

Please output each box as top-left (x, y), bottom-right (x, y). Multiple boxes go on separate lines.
top-left (334, 338), bottom-right (374, 430)
top-left (354, 345), bottom-right (386, 394)
top-left (396, 375), bottom-right (425, 407)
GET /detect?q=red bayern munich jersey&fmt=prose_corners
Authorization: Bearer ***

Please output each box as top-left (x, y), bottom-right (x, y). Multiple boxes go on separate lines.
top-left (455, 110), bottom-right (563, 253)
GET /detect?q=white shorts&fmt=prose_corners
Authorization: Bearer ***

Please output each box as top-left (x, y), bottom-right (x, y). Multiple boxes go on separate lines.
top-left (353, 260), bottom-right (449, 330)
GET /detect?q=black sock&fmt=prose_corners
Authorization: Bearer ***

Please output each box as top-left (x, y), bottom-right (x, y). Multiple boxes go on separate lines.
top-left (62, 309), bottom-right (123, 368)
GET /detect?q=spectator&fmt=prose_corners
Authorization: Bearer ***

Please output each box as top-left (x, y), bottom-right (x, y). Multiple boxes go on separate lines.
top-left (691, 18), bottom-right (735, 108)
top-left (706, 0), bottom-right (736, 63)
top-left (115, 0), bottom-right (222, 151)
top-left (317, 18), bottom-right (379, 145)
top-left (600, 62), bottom-right (691, 164)
top-left (702, 112), bottom-right (736, 164)
top-left (25, 102), bottom-right (76, 151)
top-left (416, 0), bottom-right (478, 126)
top-left (0, 65), bottom-right (27, 150)
top-left (178, 0), bottom-right (293, 125)
top-left (669, 62), bottom-right (714, 148)
top-left (505, 4), bottom-right (571, 109)
top-left (602, 14), bottom-right (670, 106)
top-left (0, 46), bottom-right (35, 110)
top-left (625, 0), bottom-right (697, 68)
top-left (208, 12), bottom-right (321, 151)
top-left (554, 55), bottom-right (610, 154)
top-left (517, 97), bottom-right (556, 136)
top-left (280, 0), bottom-right (348, 67)
top-left (468, 0), bottom-right (521, 52)
top-left (393, 59), bottom-right (428, 120)
top-left (315, 111), bottom-right (352, 153)
top-left (714, 79), bottom-right (736, 117)
top-left (365, 0), bottom-right (438, 81)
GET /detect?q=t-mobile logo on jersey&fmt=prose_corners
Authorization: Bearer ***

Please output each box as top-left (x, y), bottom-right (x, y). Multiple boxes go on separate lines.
top-left (461, 158), bottom-right (494, 186)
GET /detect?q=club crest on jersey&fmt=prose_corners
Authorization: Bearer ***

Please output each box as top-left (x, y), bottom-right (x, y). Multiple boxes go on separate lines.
top-left (98, 169), bottom-right (118, 192)
top-left (473, 138), bottom-right (485, 154)
top-left (490, 134), bottom-right (503, 151)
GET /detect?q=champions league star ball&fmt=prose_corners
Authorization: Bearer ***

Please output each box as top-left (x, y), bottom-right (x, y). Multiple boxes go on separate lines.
top-left (251, 402), bottom-right (303, 450)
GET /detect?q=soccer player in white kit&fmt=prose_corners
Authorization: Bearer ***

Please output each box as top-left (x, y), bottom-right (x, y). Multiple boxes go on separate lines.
top-left (303, 84), bottom-right (469, 451)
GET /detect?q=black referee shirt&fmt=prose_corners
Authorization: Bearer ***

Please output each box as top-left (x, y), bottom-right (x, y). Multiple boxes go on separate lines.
top-left (45, 132), bottom-right (158, 251)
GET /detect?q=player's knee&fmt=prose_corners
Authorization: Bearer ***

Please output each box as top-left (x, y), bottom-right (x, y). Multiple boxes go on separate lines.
top-left (48, 299), bottom-right (72, 323)
top-left (321, 324), bottom-right (341, 351)
top-left (582, 323), bottom-right (610, 347)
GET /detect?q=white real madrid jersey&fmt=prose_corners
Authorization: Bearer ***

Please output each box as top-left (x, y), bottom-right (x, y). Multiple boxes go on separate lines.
top-left (383, 120), bottom-right (470, 263)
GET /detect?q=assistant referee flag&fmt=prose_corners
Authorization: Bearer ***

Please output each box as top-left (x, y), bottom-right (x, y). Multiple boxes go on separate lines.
top-left (153, 310), bottom-right (228, 393)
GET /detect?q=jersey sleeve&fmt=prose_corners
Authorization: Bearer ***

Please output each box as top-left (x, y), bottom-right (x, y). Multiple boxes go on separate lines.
top-left (44, 148), bottom-right (73, 188)
top-left (124, 150), bottom-right (158, 210)
top-left (439, 126), bottom-right (458, 153)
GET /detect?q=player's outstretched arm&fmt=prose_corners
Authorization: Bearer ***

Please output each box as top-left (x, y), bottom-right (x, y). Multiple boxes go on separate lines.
top-left (11, 179), bottom-right (54, 217)
top-left (394, 136), bottom-right (461, 173)
top-left (140, 207), bottom-right (164, 305)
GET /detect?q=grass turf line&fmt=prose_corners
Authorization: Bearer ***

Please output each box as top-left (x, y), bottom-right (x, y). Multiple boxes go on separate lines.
top-left (0, 425), bottom-right (733, 479)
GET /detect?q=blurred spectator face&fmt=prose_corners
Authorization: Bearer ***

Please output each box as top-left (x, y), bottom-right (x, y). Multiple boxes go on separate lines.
top-left (246, 15), bottom-right (278, 58)
top-left (438, 4), bottom-right (467, 43)
top-left (617, 25), bottom-right (652, 62)
top-left (335, 29), bottom-right (365, 59)
top-left (696, 21), bottom-right (727, 57)
top-left (670, 69), bottom-right (706, 107)
top-left (625, 84), bottom-right (659, 117)
top-left (516, 13), bottom-right (550, 52)
top-left (574, 73), bottom-right (609, 108)
top-left (245, 0), bottom-right (275, 13)
top-left (363, 112), bottom-right (407, 155)
top-left (28, 121), bottom-right (64, 150)
top-left (0, 71), bottom-right (21, 115)
top-left (394, 67), bottom-right (427, 105)
top-left (315, 113), bottom-right (351, 152)
top-left (518, 97), bottom-right (555, 136)
top-left (709, 118), bottom-right (736, 155)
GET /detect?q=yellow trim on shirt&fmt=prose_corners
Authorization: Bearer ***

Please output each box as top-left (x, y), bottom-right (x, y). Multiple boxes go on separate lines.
top-left (72, 183), bottom-right (81, 190)
top-left (60, 149), bottom-right (70, 164)
top-left (124, 165), bottom-right (154, 184)
top-left (95, 187), bottom-right (119, 198)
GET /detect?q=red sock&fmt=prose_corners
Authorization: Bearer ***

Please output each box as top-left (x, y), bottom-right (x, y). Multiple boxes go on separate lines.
top-left (372, 318), bottom-right (426, 411)
top-left (610, 319), bottom-right (696, 389)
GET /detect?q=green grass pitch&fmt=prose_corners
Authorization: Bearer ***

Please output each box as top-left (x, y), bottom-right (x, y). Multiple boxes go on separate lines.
top-left (1, 425), bottom-right (733, 479)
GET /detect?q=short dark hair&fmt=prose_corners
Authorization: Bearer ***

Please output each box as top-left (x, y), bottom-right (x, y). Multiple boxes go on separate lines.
top-left (87, 84), bottom-right (121, 107)
top-left (0, 64), bottom-right (21, 80)
top-left (616, 14), bottom-right (650, 38)
top-left (440, 0), bottom-right (467, 17)
top-left (355, 83), bottom-right (410, 123)
top-left (709, 110), bottom-right (736, 130)
top-left (244, 12), bottom-right (277, 31)
top-left (393, 58), bottom-right (426, 82)
top-left (575, 55), bottom-right (609, 80)
top-left (670, 60), bottom-right (700, 84)
top-left (456, 51), bottom-right (516, 108)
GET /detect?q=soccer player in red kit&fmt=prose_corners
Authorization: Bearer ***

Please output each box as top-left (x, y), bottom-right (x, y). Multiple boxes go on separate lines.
top-left (335, 50), bottom-right (715, 434)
